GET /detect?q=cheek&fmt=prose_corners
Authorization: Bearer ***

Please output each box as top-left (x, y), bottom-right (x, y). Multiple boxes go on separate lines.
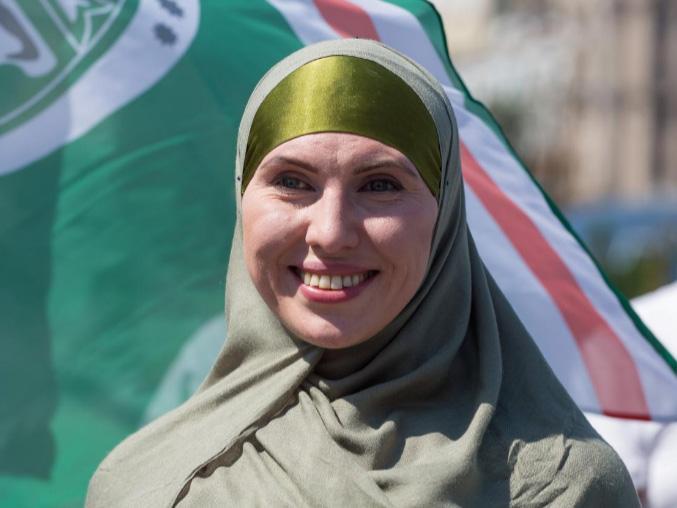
top-left (242, 199), bottom-right (302, 290)
top-left (363, 205), bottom-right (436, 278)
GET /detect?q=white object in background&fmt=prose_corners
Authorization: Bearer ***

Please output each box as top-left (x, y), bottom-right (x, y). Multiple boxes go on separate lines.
top-left (587, 281), bottom-right (677, 507)
top-left (633, 282), bottom-right (677, 353)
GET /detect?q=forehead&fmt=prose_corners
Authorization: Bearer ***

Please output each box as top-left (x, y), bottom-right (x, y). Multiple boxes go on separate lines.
top-left (258, 132), bottom-right (419, 176)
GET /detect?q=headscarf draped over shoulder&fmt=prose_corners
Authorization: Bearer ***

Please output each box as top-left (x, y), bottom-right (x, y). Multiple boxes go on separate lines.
top-left (87, 40), bottom-right (638, 508)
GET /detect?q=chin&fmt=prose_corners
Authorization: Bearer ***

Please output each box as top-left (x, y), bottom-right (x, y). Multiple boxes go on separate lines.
top-left (287, 314), bottom-right (369, 349)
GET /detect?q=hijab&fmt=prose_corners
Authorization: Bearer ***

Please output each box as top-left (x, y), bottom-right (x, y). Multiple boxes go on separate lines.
top-left (86, 39), bottom-right (638, 507)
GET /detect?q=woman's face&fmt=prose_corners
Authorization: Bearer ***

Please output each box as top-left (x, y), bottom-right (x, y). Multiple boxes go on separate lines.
top-left (242, 132), bottom-right (438, 349)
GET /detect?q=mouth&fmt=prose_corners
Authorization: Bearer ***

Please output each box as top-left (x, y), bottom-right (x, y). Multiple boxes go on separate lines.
top-left (291, 267), bottom-right (378, 290)
top-left (289, 267), bottom-right (378, 303)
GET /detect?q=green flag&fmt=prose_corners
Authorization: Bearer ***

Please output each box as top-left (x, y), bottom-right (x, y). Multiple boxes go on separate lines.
top-left (1, 1), bottom-right (302, 505)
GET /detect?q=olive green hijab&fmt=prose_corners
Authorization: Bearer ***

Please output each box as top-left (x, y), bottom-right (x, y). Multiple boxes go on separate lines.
top-left (87, 40), bottom-right (637, 507)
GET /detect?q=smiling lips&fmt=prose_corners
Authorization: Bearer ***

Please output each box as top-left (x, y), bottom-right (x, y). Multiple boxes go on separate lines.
top-left (300, 270), bottom-right (374, 290)
top-left (291, 267), bottom-right (377, 302)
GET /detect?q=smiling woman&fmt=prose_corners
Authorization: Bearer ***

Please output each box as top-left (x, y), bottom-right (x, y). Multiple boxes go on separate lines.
top-left (86, 39), bottom-right (638, 507)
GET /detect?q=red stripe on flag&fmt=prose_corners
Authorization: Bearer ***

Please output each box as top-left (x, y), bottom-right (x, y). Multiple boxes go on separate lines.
top-left (313, 0), bottom-right (380, 39)
top-left (461, 144), bottom-right (650, 419)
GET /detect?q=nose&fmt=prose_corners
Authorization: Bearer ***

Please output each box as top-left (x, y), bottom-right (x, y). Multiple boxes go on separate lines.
top-left (305, 188), bottom-right (359, 254)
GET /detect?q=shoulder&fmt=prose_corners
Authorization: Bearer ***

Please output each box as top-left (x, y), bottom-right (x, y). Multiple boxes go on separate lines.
top-left (85, 407), bottom-right (189, 507)
top-left (507, 418), bottom-right (640, 507)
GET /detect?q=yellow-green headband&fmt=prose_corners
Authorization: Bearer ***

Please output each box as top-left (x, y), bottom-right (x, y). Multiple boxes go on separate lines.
top-left (242, 55), bottom-right (441, 196)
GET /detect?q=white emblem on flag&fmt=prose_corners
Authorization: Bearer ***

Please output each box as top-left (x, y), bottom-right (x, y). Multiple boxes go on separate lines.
top-left (0, 0), bottom-right (200, 175)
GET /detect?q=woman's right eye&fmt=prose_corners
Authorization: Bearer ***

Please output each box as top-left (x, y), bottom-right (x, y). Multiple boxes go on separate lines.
top-left (274, 174), bottom-right (312, 191)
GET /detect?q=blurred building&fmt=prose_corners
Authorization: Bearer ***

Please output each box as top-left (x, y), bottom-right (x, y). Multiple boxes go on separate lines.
top-left (563, 0), bottom-right (677, 203)
top-left (432, 0), bottom-right (677, 206)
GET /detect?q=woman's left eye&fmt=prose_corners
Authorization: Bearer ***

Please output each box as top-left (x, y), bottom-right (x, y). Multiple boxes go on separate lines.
top-left (360, 178), bottom-right (402, 192)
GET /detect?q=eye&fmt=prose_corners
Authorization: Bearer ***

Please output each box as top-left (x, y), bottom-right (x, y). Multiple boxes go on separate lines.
top-left (360, 178), bottom-right (402, 193)
top-left (275, 174), bottom-right (312, 191)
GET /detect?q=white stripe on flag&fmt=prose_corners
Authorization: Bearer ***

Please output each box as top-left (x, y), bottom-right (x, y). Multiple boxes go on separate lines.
top-left (455, 97), bottom-right (677, 419)
top-left (465, 185), bottom-right (602, 412)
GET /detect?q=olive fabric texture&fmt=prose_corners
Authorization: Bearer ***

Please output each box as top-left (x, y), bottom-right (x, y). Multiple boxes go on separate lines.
top-left (86, 40), bottom-right (639, 507)
top-left (242, 55), bottom-right (441, 196)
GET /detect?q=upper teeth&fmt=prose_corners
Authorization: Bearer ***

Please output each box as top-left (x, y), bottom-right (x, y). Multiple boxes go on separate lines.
top-left (301, 271), bottom-right (369, 290)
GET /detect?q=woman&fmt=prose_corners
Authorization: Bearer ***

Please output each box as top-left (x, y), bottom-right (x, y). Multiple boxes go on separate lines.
top-left (87, 39), bottom-right (638, 507)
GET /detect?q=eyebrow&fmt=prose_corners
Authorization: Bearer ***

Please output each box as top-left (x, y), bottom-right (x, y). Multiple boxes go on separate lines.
top-left (261, 155), bottom-right (318, 173)
top-left (262, 155), bottom-right (418, 177)
top-left (352, 159), bottom-right (418, 177)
